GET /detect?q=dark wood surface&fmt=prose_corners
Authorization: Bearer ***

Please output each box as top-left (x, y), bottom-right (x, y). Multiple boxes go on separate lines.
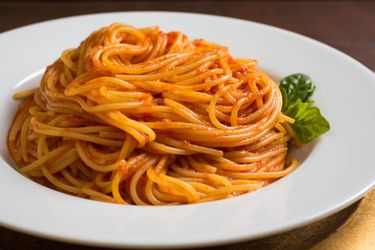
top-left (1, 1), bottom-right (375, 249)
top-left (1, 0), bottom-right (375, 71)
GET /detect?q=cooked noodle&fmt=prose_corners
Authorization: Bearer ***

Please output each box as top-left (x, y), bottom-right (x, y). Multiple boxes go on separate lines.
top-left (7, 23), bottom-right (298, 205)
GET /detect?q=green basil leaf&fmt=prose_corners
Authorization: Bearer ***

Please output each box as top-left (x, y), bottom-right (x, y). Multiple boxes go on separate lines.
top-left (284, 99), bottom-right (330, 144)
top-left (279, 73), bottom-right (315, 112)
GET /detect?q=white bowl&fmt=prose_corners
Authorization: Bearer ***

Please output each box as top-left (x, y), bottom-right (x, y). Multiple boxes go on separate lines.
top-left (0, 12), bottom-right (375, 248)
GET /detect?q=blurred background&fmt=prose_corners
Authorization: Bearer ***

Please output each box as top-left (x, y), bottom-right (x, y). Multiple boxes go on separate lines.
top-left (0, 1), bottom-right (375, 249)
top-left (1, 0), bottom-right (374, 71)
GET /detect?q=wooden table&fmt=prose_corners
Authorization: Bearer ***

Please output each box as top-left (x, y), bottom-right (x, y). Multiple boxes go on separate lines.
top-left (1, 1), bottom-right (375, 249)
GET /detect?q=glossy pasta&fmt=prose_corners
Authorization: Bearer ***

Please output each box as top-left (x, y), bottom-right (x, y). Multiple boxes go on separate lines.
top-left (8, 23), bottom-right (298, 205)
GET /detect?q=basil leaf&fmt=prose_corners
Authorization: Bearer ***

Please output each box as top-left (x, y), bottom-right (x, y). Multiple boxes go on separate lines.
top-left (280, 73), bottom-right (315, 112)
top-left (284, 99), bottom-right (330, 144)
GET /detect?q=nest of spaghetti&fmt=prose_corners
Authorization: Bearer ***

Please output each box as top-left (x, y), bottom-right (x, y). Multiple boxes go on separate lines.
top-left (8, 23), bottom-right (298, 205)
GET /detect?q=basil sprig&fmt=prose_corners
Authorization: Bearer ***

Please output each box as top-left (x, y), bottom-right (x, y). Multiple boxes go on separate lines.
top-left (279, 73), bottom-right (330, 144)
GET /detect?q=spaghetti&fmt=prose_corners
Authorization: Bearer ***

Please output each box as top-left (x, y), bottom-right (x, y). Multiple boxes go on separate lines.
top-left (8, 23), bottom-right (298, 205)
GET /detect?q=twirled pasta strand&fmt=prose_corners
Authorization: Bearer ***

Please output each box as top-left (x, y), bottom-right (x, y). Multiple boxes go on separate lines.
top-left (8, 23), bottom-right (298, 205)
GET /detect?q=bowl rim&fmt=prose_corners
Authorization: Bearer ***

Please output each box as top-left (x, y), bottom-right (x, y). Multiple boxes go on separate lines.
top-left (0, 11), bottom-right (375, 249)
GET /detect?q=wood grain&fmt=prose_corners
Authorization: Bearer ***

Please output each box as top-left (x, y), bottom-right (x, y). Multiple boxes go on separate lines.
top-left (1, 1), bottom-right (374, 70)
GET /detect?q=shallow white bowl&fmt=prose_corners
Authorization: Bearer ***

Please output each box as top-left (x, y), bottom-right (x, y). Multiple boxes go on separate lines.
top-left (0, 12), bottom-right (375, 249)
